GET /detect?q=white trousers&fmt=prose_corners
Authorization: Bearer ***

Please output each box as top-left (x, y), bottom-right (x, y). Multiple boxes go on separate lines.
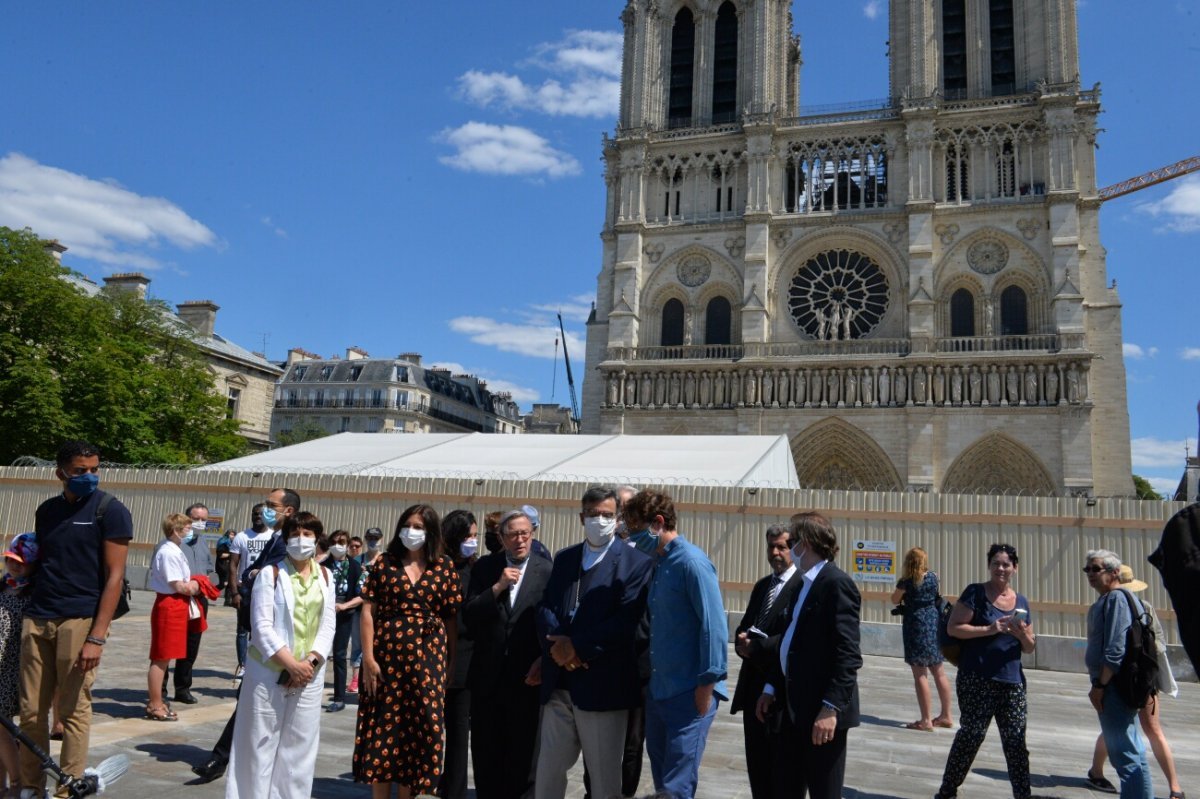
top-left (534, 689), bottom-right (629, 799)
top-left (226, 656), bottom-right (325, 799)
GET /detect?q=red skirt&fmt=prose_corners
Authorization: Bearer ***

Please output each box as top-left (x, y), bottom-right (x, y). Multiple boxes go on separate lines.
top-left (150, 593), bottom-right (189, 660)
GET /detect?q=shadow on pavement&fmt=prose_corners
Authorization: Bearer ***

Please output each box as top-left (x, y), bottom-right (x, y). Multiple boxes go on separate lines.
top-left (136, 741), bottom-right (211, 767)
top-left (312, 774), bottom-right (361, 798)
top-left (973, 767), bottom-right (1079, 794)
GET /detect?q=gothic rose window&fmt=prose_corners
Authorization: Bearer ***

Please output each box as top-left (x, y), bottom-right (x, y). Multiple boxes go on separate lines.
top-left (788, 250), bottom-right (889, 340)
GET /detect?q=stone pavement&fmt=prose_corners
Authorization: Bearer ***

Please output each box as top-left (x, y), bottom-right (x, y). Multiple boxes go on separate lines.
top-left (62, 593), bottom-right (1198, 798)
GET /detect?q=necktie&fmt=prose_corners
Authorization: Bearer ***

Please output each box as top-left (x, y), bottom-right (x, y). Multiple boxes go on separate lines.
top-left (756, 575), bottom-right (783, 629)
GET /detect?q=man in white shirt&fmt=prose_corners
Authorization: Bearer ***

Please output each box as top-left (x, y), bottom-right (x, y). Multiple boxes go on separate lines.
top-left (229, 503), bottom-right (271, 679)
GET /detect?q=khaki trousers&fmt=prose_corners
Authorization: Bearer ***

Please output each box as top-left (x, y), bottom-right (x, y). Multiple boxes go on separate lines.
top-left (18, 617), bottom-right (98, 795)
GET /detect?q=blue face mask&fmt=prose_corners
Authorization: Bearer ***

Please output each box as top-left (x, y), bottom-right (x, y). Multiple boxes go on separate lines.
top-left (66, 473), bottom-right (99, 500)
top-left (182, 531), bottom-right (196, 544)
top-left (261, 507), bottom-right (278, 528)
top-left (628, 529), bottom-right (659, 556)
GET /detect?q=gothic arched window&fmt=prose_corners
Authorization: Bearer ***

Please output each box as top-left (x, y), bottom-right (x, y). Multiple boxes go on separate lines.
top-left (668, 8), bottom-right (696, 129)
top-left (705, 296), bottom-right (732, 345)
top-left (1000, 285), bottom-right (1028, 335)
top-left (712, 2), bottom-right (738, 124)
top-left (946, 144), bottom-right (969, 202)
top-left (990, 0), bottom-right (1016, 95)
top-left (661, 298), bottom-right (686, 346)
top-left (942, 0), bottom-right (968, 98)
top-left (950, 289), bottom-right (975, 337)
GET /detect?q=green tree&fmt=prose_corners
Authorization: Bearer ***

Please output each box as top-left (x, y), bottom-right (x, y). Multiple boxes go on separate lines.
top-left (1132, 474), bottom-right (1162, 501)
top-left (0, 226), bottom-right (247, 464)
top-left (276, 419), bottom-right (330, 448)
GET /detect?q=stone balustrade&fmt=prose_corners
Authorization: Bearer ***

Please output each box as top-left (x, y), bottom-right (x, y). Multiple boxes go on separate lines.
top-left (600, 359), bottom-right (1090, 411)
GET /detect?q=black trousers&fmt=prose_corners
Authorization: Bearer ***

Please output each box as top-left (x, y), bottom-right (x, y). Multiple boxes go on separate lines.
top-left (583, 700), bottom-right (645, 799)
top-left (470, 686), bottom-right (540, 799)
top-left (742, 707), bottom-right (774, 799)
top-left (172, 629), bottom-right (203, 693)
top-left (209, 690), bottom-right (239, 765)
top-left (439, 686), bottom-right (470, 799)
top-left (331, 610), bottom-right (356, 701)
top-left (769, 713), bottom-right (848, 799)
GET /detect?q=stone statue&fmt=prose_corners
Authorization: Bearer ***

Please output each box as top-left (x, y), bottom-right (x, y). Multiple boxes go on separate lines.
top-left (950, 367), bottom-right (963, 404)
top-left (655, 371), bottom-right (667, 406)
top-left (730, 371), bottom-right (742, 406)
top-left (669, 371), bottom-right (681, 406)
top-left (763, 369), bottom-right (775, 407)
top-left (780, 370), bottom-right (792, 407)
top-left (1045, 367), bottom-right (1059, 405)
top-left (683, 307), bottom-right (693, 346)
top-left (861, 368), bottom-right (874, 406)
top-left (1024, 365), bottom-right (1039, 405)
top-left (714, 371), bottom-right (726, 407)
top-left (608, 373), bottom-right (620, 407)
top-left (913, 367), bottom-right (927, 405)
top-left (986, 365), bottom-right (1001, 406)
top-left (810, 369), bottom-right (824, 406)
top-left (968, 366), bottom-right (982, 405)
top-left (1006, 366), bottom-right (1020, 405)
top-left (624, 372), bottom-right (636, 407)
top-left (894, 368), bottom-right (907, 406)
top-left (1067, 365), bottom-right (1080, 403)
top-left (815, 306), bottom-right (828, 341)
top-left (745, 370), bottom-right (759, 406)
top-left (641, 373), bottom-right (654, 408)
top-left (878, 367), bottom-right (891, 405)
top-left (932, 366), bottom-right (945, 406)
top-left (983, 299), bottom-right (994, 336)
top-left (845, 369), bottom-right (858, 406)
top-left (683, 371), bottom-right (696, 406)
top-left (829, 303), bottom-right (843, 341)
top-left (842, 305), bottom-right (855, 340)
top-left (796, 370), bottom-right (808, 406)
top-left (700, 371), bottom-right (712, 407)
top-left (827, 369), bottom-right (841, 406)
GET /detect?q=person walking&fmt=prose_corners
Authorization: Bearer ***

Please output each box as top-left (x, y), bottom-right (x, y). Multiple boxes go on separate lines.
top-left (933, 543), bottom-right (1037, 799)
top-left (892, 546), bottom-right (953, 731)
top-left (227, 511), bottom-right (334, 798)
top-left (146, 514), bottom-right (202, 722)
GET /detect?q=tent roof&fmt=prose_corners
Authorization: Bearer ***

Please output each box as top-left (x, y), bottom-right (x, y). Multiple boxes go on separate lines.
top-left (201, 433), bottom-right (800, 488)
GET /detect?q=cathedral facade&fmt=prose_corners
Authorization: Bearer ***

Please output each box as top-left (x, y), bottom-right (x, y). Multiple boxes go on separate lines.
top-left (582, 0), bottom-right (1134, 496)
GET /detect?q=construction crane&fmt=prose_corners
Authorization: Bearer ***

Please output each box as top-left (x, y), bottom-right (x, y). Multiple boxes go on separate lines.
top-left (557, 312), bottom-right (581, 430)
top-left (1098, 155), bottom-right (1200, 202)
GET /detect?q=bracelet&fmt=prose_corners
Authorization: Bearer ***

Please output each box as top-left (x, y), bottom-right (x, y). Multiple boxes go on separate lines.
top-left (85, 635), bottom-right (107, 646)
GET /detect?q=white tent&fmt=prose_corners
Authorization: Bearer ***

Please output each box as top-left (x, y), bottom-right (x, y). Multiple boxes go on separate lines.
top-left (201, 433), bottom-right (800, 488)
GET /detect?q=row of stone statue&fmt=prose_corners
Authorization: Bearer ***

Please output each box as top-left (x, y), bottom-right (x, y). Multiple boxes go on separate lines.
top-left (603, 361), bottom-right (1088, 410)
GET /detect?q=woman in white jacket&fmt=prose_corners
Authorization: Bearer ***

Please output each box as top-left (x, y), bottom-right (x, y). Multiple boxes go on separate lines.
top-left (227, 511), bottom-right (335, 799)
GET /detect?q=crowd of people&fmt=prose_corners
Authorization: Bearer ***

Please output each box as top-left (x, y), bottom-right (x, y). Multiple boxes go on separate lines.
top-left (0, 438), bottom-right (1191, 799)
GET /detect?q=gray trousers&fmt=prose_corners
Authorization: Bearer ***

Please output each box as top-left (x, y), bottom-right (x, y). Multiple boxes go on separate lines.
top-left (534, 689), bottom-right (629, 799)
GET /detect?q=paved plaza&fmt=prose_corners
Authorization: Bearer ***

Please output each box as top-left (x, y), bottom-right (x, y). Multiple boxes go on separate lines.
top-left (63, 593), bottom-right (1198, 798)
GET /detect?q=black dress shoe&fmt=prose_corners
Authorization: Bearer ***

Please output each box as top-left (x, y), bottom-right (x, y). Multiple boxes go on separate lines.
top-left (191, 757), bottom-right (227, 783)
top-left (174, 691), bottom-right (199, 704)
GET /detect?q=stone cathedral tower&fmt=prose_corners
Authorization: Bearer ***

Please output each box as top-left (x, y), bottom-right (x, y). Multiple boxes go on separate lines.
top-left (583, 0), bottom-right (1133, 497)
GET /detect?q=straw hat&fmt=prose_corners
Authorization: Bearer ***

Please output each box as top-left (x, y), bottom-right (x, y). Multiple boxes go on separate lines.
top-left (1118, 564), bottom-right (1149, 592)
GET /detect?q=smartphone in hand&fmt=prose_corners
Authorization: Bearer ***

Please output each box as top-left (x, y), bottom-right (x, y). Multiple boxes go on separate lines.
top-left (1010, 607), bottom-right (1029, 626)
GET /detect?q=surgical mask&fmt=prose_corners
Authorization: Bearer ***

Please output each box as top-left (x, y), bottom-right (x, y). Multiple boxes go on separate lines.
top-left (366, 538), bottom-right (381, 551)
top-left (329, 544), bottom-right (348, 559)
top-left (583, 515), bottom-right (617, 548)
top-left (191, 520), bottom-right (206, 532)
top-left (792, 542), bottom-right (808, 563)
top-left (459, 538), bottom-right (479, 559)
top-left (261, 507), bottom-right (278, 529)
top-left (182, 531), bottom-right (196, 544)
top-left (286, 537), bottom-right (317, 561)
top-left (66, 473), bottom-right (99, 500)
top-left (484, 530), bottom-right (502, 554)
top-left (628, 528), bottom-right (659, 556)
top-left (399, 527), bottom-right (425, 551)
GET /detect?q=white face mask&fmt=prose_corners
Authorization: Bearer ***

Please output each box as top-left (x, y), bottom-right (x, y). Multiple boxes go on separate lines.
top-left (329, 544), bottom-right (347, 559)
top-left (791, 542), bottom-right (808, 563)
top-left (191, 520), bottom-right (206, 532)
top-left (583, 515), bottom-right (617, 548)
top-left (287, 537), bottom-right (317, 562)
top-left (459, 538), bottom-right (479, 559)
top-left (399, 527), bottom-right (426, 551)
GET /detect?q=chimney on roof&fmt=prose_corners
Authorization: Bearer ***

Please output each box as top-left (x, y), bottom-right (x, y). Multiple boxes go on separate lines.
top-left (43, 240), bottom-right (67, 262)
top-left (346, 346), bottom-right (369, 360)
top-left (399, 352), bottom-right (422, 365)
top-left (288, 348), bottom-right (319, 364)
top-left (103, 272), bottom-right (151, 300)
top-left (177, 300), bottom-right (219, 338)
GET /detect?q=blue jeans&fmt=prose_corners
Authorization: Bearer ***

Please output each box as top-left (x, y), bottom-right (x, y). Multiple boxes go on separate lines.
top-left (645, 689), bottom-right (718, 799)
top-left (1097, 685), bottom-right (1152, 799)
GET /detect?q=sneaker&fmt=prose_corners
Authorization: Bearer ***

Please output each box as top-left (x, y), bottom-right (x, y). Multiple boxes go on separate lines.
top-left (326, 701), bottom-right (346, 713)
top-left (1085, 772), bottom-right (1118, 794)
top-left (347, 674), bottom-right (358, 694)
top-left (234, 665), bottom-right (245, 680)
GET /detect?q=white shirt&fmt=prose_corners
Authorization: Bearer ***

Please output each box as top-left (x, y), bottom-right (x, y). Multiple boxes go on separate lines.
top-left (150, 539), bottom-right (190, 594)
top-left (507, 556), bottom-right (531, 608)
top-left (231, 528), bottom-right (276, 579)
top-left (763, 559), bottom-right (827, 697)
top-left (582, 537), bottom-right (616, 572)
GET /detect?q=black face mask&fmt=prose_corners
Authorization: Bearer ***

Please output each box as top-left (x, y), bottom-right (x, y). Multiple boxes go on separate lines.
top-left (484, 529), bottom-right (502, 554)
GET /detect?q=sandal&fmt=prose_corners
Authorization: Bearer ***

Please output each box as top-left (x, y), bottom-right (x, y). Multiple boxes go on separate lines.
top-left (1168, 792), bottom-right (1185, 799)
top-left (1084, 771), bottom-right (1118, 794)
top-left (144, 705), bottom-right (178, 722)
top-left (905, 720), bottom-right (934, 731)
top-left (933, 716), bottom-right (955, 728)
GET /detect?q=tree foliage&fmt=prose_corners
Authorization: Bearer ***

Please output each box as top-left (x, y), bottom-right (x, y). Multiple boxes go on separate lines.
top-left (1132, 474), bottom-right (1162, 501)
top-left (0, 226), bottom-right (247, 464)
top-left (276, 419), bottom-right (330, 448)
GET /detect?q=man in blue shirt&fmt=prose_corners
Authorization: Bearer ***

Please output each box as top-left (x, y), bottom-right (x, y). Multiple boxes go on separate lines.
top-left (629, 489), bottom-right (727, 799)
top-left (21, 440), bottom-right (132, 796)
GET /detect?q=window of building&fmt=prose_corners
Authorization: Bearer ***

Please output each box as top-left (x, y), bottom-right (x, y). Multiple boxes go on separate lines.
top-left (711, 2), bottom-right (738, 124)
top-left (286, 390), bottom-right (298, 408)
top-left (292, 366), bottom-right (307, 381)
top-left (661, 298), bottom-right (686, 347)
top-left (397, 390), bottom-right (409, 408)
top-left (366, 417), bottom-right (381, 433)
top-left (320, 365), bottom-right (333, 380)
top-left (350, 365), bottom-right (363, 381)
top-left (705, 297), bottom-right (732, 345)
top-left (372, 389), bottom-right (383, 407)
top-left (340, 416), bottom-right (351, 433)
top-left (314, 389), bottom-right (325, 406)
top-left (226, 387), bottom-right (241, 419)
top-left (989, 0), bottom-right (1016, 95)
top-left (996, 140), bottom-right (1017, 198)
top-left (950, 289), bottom-right (975, 337)
top-left (946, 144), bottom-right (969, 202)
top-left (668, 8), bottom-right (695, 128)
top-left (1000, 285), bottom-right (1028, 335)
top-left (942, 0), bottom-right (967, 98)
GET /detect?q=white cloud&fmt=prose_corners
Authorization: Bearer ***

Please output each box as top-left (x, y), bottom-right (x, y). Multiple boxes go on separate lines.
top-left (1136, 174), bottom-right (1200, 234)
top-left (1146, 476), bottom-right (1179, 499)
top-left (449, 316), bottom-right (585, 361)
top-left (1130, 437), bottom-right (1198, 468)
top-left (1182, 348), bottom-right (1200, 361)
top-left (456, 30), bottom-right (621, 118)
top-left (260, 216), bottom-right (288, 239)
top-left (529, 293), bottom-right (595, 324)
top-left (0, 152), bottom-right (217, 269)
top-left (1123, 343), bottom-right (1158, 359)
top-left (437, 123), bottom-right (580, 178)
top-left (426, 361), bottom-right (540, 406)
top-left (863, 1), bottom-right (884, 19)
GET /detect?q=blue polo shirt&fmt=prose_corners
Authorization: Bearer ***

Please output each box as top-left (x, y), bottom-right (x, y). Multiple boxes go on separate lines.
top-left (647, 535), bottom-right (728, 702)
top-left (30, 490), bottom-right (133, 619)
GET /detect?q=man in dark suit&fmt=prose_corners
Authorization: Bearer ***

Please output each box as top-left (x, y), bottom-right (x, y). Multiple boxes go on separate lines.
top-left (751, 512), bottom-right (862, 799)
top-left (732, 524), bottom-right (802, 799)
top-left (463, 508), bottom-right (552, 799)
top-left (535, 486), bottom-right (654, 799)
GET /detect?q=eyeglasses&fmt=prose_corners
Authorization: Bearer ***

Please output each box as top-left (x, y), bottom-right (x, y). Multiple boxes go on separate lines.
top-left (1082, 566), bottom-right (1107, 574)
top-left (502, 530), bottom-right (533, 540)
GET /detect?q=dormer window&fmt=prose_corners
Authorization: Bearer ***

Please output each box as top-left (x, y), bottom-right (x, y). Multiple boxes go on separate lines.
top-left (350, 365), bottom-right (363, 381)
top-left (292, 366), bottom-right (307, 381)
top-left (320, 365), bottom-right (334, 380)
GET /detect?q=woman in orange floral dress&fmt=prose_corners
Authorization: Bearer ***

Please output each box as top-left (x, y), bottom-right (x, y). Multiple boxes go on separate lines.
top-left (353, 504), bottom-right (462, 799)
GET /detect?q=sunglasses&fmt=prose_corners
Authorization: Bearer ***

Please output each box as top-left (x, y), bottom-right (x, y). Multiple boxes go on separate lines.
top-left (1081, 565), bottom-right (1107, 574)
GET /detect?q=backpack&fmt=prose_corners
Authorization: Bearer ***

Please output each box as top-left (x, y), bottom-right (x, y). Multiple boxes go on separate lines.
top-left (94, 492), bottom-right (132, 619)
top-left (938, 582), bottom-right (985, 666)
top-left (1110, 588), bottom-right (1160, 709)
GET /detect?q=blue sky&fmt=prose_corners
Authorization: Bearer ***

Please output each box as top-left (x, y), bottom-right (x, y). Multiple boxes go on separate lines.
top-left (2, 2), bottom-right (1197, 495)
